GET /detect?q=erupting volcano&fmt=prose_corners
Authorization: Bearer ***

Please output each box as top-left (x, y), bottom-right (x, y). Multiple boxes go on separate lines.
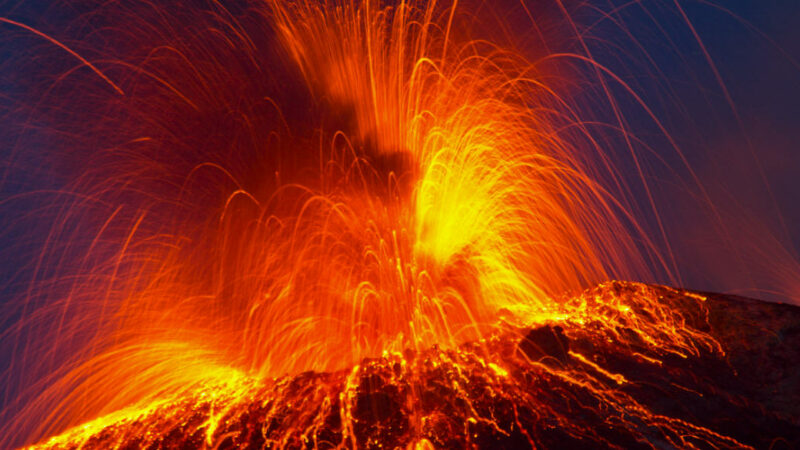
top-left (1, 1), bottom-right (798, 449)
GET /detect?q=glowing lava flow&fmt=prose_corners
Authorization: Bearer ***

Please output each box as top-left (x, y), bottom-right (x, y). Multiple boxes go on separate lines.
top-left (0, 0), bottom-right (772, 448)
top-left (28, 282), bottom-right (800, 449)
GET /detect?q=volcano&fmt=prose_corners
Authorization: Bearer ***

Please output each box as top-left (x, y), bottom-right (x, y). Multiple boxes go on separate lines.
top-left (29, 281), bottom-right (800, 449)
top-left (3, 2), bottom-right (800, 449)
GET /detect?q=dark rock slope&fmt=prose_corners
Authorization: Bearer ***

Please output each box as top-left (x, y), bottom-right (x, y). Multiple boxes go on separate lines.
top-left (31, 282), bottom-right (800, 449)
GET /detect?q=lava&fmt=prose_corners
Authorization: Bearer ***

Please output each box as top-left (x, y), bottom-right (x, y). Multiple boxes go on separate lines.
top-left (25, 283), bottom-right (800, 448)
top-left (1, 0), bottom-right (797, 448)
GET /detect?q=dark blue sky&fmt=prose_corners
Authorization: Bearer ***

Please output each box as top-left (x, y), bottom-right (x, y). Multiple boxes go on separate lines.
top-left (0, 0), bottom-right (799, 305)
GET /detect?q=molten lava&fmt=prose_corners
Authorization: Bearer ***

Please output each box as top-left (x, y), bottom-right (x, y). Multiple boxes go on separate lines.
top-left (26, 283), bottom-right (800, 448)
top-left (1, 0), bottom-right (797, 449)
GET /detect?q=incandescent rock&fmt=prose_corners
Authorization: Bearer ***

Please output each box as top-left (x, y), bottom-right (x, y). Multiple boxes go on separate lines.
top-left (27, 282), bottom-right (800, 450)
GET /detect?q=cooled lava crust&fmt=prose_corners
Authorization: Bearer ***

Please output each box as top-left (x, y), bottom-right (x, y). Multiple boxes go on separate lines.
top-left (29, 282), bottom-right (800, 449)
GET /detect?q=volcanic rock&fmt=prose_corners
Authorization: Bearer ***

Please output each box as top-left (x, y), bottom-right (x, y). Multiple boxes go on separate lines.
top-left (518, 325), bottom-right (570, 365)
top-left (28, 282), bottom-right (800, 449)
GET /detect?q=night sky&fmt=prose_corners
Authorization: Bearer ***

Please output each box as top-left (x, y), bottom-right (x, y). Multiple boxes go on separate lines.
top-left (1, 1), bottom-right (799, 308)
top-left (1, 0), bottom-right (799, 345)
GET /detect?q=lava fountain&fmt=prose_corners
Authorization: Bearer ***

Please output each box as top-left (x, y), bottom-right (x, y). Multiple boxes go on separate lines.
top-left (0, 0), bottom-right (797, 448)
